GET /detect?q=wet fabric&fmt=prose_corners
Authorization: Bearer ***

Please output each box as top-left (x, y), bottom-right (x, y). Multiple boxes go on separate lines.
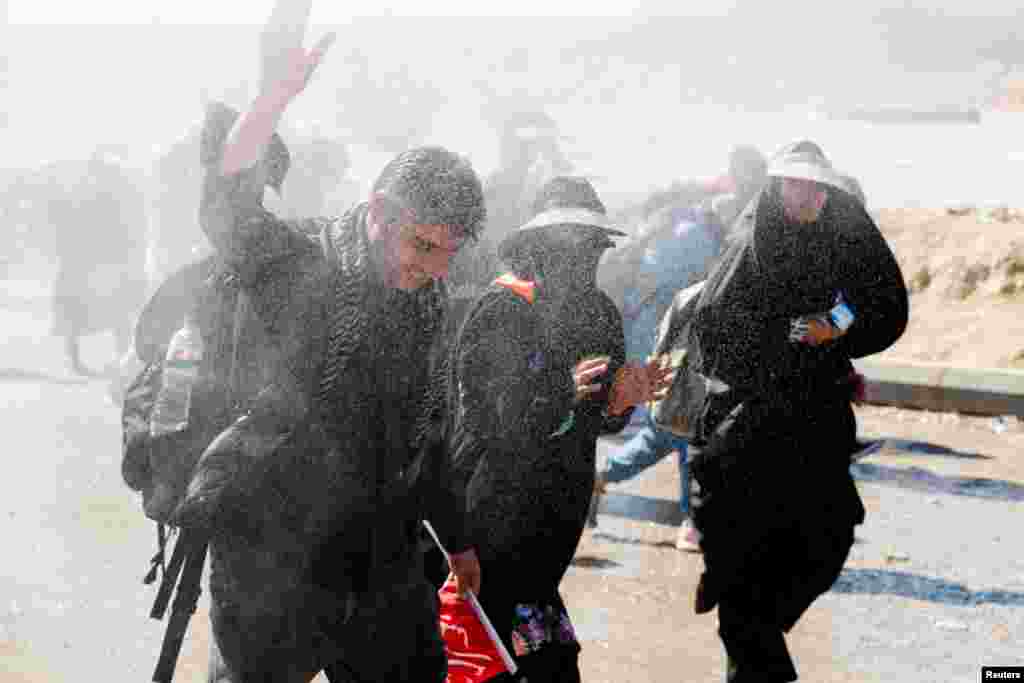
top-left (486, 643), bottom-right (581, 683)
top-left (446, 275), bottom-right (629, 674)
top-left (686, 178), bottom-right (908, 681)
top-left (716, 523), bottom-right (855, 683)
top-left (208, 553), bottom-right (446, 683)
top-left (188, 102), bottom-right (465, 683)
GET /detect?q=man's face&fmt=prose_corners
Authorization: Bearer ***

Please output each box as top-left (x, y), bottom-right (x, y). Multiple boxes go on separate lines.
top-left (779, 177), bottom-right (829, 224)
top-left (387, 222), bottom-right (466, 291)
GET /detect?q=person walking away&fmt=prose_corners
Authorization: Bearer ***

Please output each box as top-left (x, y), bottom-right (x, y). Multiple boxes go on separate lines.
top-left (590, 145), bottom-right (766, 546)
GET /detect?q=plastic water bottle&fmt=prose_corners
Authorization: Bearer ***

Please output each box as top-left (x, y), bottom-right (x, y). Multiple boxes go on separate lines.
top-left (150, 315), bottom-right (204, 437)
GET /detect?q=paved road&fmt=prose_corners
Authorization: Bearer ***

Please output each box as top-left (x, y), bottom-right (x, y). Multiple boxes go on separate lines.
top-left (2, 298), bottom-right (1022, 682)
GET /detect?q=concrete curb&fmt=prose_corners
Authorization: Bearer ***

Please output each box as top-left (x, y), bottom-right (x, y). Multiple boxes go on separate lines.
top-left (854, 359), bottom-right (1024, 416)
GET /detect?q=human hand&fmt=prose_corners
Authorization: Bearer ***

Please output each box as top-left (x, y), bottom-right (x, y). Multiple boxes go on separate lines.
top-left (449, 548), bottom-right (482, 597)
top-left (789, 315), bottom-right (844, 347)
top-left (573, 355), bottom-right (611, 402)
top-left (791, 293), bottom-right (855, 347)
top-left (258, 0), bottom-right (336, 105)
top-left (606, 360), bottom-right (675, 416)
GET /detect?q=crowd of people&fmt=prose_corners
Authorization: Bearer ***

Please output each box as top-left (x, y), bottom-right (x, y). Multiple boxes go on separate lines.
top-left (4, 2), bottom-right (911, 681)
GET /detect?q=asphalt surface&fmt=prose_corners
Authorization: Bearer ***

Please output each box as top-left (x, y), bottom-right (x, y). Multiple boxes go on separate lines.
top-left (2, 293), bottom-right (1022, 682)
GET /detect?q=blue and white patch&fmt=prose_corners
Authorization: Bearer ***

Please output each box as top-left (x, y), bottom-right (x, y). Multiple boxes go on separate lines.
top-left (527, 351), bottom-right (546, 372)
top-left (829, 293), bottom-right (856, 332)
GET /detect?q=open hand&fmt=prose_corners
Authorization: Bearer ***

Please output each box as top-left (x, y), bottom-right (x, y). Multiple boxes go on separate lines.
top-left (789, 315), bottom-right (844, 347)
top-left (258, 0), bottom-right (336, 104)
top-left (449, 548), bottom-right (482, 597)
top-left (606, 360), bottom-right (675, 416)
top-left (573, 355), bottom-right (611, 402)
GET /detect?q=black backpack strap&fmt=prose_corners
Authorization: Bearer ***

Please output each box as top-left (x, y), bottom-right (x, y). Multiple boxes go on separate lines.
top-left (151, 531), bottom-right (208, 683)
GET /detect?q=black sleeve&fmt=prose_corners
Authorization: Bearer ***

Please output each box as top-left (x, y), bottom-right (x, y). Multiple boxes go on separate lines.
top-left (198, 102), bottom-right (323, 290)
top-left (411, 334), bottom-right (471, 554)
top-left (592, 291), bottom-right (634, 434)
top-left (832, 210), bottom-right (909, 359)
top-left (411, 418), bottom-right (471, 554)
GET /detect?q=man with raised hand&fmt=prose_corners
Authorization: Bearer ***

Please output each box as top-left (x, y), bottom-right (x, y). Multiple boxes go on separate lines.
top-left (177, 1), bottom-right (485, 680)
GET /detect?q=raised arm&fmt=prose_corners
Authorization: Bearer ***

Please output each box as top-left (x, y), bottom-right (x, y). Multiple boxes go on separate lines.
top-left (221, 0), bottom-right (334, 177)
top-left (198, 0), bottom-right (335, 285)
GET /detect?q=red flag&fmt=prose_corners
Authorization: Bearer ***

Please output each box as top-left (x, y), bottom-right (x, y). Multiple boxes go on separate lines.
top-left (440, 577), bottom-right (509, 683)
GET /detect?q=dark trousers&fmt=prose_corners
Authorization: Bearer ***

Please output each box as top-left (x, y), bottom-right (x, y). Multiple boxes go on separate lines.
top-left (207, 560), bottom-right (446, 683)
top-left (488, 643), bottom-right (581, 683)
top-left (715, 522), bottom-right (854, 683)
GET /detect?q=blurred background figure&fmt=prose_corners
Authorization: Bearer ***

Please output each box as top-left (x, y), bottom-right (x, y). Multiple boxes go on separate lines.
top-left (600, 144), bottom-right (767, 361)
top-left (590, 144), bottom-right (767, 549)
top-left (146, 126), bottom-right (207, 290)
top-left (264, 125), bottom-right (358, 220)
top-left (709, 144), bottom-right (770, 228)
top-left (49, 150), bottom-right (148, 376)
top-left (446, 108), bottom-right (574, 327)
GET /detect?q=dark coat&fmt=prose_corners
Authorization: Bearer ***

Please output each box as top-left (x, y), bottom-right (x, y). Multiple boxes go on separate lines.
top-left (688, 180), bottom-right (908, 621)
top-left (446, 278), bottom-right (632, 655)
top-left (177, 104), bottom-right (466, 673)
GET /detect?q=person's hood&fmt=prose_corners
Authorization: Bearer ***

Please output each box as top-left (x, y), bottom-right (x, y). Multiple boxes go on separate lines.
top-left (766, 140), bottom-right (848, 193)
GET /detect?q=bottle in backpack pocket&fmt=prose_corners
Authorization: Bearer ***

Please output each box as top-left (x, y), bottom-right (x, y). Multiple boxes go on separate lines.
top-left (150, 316), bottom-right (204, 438)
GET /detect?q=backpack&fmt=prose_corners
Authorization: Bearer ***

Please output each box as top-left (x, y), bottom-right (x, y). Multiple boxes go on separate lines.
top-left (120, 256), bottom-right (258, 579)
top-left (647, 280), bottom-right (708, 439)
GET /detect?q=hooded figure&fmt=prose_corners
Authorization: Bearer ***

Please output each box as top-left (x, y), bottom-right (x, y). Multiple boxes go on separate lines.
top-left (439, 177), bottom-right (670, 682)
top-left (686, 141), bottom-right (908, 682)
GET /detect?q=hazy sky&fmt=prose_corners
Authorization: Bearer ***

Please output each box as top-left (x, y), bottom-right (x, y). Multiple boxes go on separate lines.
top-left (7, 0), bottom-right (742, 24)
top-left (3, 0), bottom-right (1021, 203)
top-left (7, 0), bottom-right (1023, 24)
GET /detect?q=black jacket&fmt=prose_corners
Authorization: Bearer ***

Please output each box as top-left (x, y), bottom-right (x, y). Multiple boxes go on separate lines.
top-left (688, 181), bottom-right (908, 616)
top-left (179, 104), bottom-right (468, 618)
top-left (446, 278), bottom-right (631, 651)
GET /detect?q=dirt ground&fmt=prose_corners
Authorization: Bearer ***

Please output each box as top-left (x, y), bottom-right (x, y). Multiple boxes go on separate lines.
top-left (572, 408), bottom-right (1024, 682)
top-left (4, 207), bottom-right (1024, 682)
top-left (872, 206), bottom-right (1024, 369)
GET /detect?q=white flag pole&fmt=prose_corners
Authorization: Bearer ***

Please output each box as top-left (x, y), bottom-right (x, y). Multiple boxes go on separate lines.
top-left (422, 520), bottom-right (519, 676)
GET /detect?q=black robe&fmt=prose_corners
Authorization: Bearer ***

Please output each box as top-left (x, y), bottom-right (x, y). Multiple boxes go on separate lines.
top-left (445, 278), bottom-right (631, 663)
top-left (687, 182), bottom-right (908, 680)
